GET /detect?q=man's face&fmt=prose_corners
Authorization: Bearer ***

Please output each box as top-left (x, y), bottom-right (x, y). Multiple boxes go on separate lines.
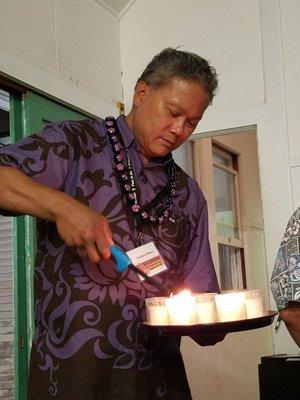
top-left (128, 76), bottom-right (210, 161)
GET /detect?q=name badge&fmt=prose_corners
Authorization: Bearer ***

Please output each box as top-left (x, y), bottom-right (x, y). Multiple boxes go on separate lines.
top-left (126, 242), bottom-right (168, 280)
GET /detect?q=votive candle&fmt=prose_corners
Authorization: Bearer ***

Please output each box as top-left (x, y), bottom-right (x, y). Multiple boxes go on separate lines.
top-left (194, 293), bottom-right (218, 323)
top-left (166, 290), bottom-right (196, 325)
top-left (145, 297), bottom-right (168, 325)
top-left (215, 291), bottom-right (246, 322)
top-left (245, 289), bottom-right (267, 319)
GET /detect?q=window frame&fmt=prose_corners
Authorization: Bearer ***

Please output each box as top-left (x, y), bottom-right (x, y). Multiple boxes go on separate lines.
top-left (192, 137), bottom-right (247, 290)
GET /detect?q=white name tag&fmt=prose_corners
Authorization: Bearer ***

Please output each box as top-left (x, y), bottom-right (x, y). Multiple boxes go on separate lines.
top-left (126, 242), bottom-right (168, 280)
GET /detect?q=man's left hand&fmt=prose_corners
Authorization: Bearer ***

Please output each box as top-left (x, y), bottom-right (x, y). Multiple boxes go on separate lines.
top-left (190, 333), bottom-right (226, 347)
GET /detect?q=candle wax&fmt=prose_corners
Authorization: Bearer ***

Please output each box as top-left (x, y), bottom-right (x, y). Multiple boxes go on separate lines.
top-left (147, 305), bottom-right (168, 325)
top-left (195, 301), bottom-right (217, 323)
top-left (246, 297), bottom-right (267, 319)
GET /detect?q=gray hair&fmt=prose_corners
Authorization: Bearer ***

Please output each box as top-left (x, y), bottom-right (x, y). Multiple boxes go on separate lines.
top-left (137, 48), bottom-right (218, 104)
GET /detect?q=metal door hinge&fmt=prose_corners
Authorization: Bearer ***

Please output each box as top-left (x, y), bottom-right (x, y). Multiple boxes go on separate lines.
top-left (117, 101), bottom-right (125, 115)
top-left (20, 334), bottom-right (24, 349)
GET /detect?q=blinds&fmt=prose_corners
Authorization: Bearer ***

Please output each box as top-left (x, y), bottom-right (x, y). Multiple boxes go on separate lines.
top-left (0, 89), bottom-right (9, 111)
top-left (0, 215), bottom-right (14, 398)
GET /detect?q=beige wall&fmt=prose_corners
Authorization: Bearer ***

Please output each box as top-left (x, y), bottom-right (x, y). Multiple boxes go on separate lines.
top-left (0, 0), bottom-right (122, 116)
top-left (181, 328), bottom-right (273, 400)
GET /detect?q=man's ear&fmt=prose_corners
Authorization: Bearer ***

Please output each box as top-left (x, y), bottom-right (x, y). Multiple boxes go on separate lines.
top-left (133, 81), bottom-right (150, 107)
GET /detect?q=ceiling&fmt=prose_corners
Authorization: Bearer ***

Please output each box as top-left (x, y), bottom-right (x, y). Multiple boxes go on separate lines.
top-left (95, 0), bottom-right (133, 15)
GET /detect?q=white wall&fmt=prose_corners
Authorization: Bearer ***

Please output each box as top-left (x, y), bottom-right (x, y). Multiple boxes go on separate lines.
top-left (280, 0), bottom-right (300, 208)
top-left (120, 0), bottom-right (300, 398)
top-left (120, 0), bottom-right (265, 113)
top-left (0, 0), bottom-right (122, 116)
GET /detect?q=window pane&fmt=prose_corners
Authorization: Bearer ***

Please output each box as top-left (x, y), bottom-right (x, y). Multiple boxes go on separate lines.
top-left (213, 166), bottom-right (239, 238)
top-left (219, 244), bottom-right (234, 290)
top-left (213, 152), bottom-right (230, 167)
top-left (218, 244), bottom-right (246, 290)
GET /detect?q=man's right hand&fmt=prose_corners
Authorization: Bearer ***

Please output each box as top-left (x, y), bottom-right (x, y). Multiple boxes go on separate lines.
top-left (55, 199), bottom-right (113, 263)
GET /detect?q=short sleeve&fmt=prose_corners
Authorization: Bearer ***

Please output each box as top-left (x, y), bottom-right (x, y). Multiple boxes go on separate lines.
top-left (179, 197), bottom-right (220, 293)
top-left (0, 122), bottom-right (76, 190)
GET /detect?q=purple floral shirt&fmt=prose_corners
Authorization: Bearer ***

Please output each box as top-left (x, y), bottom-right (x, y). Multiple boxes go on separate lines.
top-left (0, 115), bottom-right (219, 400)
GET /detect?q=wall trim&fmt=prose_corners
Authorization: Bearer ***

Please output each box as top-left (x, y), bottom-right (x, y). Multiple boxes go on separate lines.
top-left (0, 48), bottom-right (116, 118)
top-left (190, 124), bottom-right (257, 141)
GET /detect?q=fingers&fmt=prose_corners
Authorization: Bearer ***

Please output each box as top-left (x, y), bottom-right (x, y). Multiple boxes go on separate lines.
top-left (85, 242), bottom-right (101, 263)
top-left (76, 247), bottom-right (88, 260)
top-left (56, 204), bottom-right (114, 263)
top-left (77, 220), bottom-right (114, 263)
top-left (94, 217), bottom-right (114, 261)
top-left (76, 242), bottom-right (105, 263)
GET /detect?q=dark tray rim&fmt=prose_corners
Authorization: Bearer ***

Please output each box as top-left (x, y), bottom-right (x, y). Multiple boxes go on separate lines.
top-left (143, 310), bottom-right (278, 336)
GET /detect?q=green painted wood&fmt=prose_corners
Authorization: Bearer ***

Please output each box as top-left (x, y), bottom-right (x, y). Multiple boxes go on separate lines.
top-left (10, 92), bottom-right (88, 400)
top-left (10, 93), bottom-right (29, 400)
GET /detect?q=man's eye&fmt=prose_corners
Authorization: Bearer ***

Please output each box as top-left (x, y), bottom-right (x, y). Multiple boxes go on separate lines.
top-left (168, 109), bottom-right (178, 117)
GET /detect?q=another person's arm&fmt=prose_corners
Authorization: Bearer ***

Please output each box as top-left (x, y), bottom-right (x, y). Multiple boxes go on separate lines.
top-left (280, 302), bottom-right (300, 348)
top-left (270, 208), bottom-right (300, 348)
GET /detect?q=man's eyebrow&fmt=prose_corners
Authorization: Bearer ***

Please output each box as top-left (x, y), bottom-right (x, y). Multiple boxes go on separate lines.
top-left (166, 102), bottom-right (202, 120)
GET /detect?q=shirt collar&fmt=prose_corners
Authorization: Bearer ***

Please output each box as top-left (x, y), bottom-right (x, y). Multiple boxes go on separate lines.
top-left (116, 114), bottom-right (173, 167)
top-left (116, 114), bottom-right (136, 149)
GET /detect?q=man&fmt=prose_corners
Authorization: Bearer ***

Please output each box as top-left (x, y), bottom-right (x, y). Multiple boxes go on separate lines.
top-left (0, 48), bottom-right (222, 399)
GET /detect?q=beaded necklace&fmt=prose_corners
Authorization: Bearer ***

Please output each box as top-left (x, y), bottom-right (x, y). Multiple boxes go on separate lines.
top-left (105, 116), bottom-right (176, 241)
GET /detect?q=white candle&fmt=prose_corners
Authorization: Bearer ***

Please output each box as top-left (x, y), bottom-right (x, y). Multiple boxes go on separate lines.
top-left (194, 293), bottom-right (217, 323)
top-left (215, 292), bottom-right (246, 322)
top-left (245, 289), bottom-right (267, 318)
top-left (147, 305), bottom-right (168, 325)
top-left (166, 290), bottom-right (196, 325)
top-left (145, 297), bottom-right (168, 325)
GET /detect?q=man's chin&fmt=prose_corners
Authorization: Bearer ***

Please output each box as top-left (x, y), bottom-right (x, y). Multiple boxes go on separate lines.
top-left (143, 146), bottom-right (172, 161)
top-left (152, 146), bottom-right (173, 158)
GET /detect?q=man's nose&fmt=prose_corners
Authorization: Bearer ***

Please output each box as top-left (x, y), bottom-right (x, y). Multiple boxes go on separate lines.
top-left (170, 119), bottom-right (184, 136)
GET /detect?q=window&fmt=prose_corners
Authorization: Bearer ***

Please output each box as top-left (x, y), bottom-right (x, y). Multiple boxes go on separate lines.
top-left (212, 144), bottom-right (246, 290)
top-left (191, 131), bottom-right (265, 292)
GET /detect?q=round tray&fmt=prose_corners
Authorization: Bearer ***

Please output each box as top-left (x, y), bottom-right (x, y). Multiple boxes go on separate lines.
top-left (144, 310), bottom-right (278, 336)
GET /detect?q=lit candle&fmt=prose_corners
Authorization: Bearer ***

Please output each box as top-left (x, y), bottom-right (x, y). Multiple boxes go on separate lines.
top-left (194, 293), bottom-right (218, 323)
top-left (245, 289), bottom-right (267, 319)
top-left (145, 297), bottom-right (168, 325)
top-left (166, 290), bottom-right (196, 325)
top-left (215, 291), bottom-right (246, 322)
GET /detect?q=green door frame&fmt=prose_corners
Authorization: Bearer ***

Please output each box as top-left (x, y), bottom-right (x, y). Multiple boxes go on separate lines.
top-left (10, 93), bottom-right (30, 400)
top-left (9, 91), bottom-right (88, 400)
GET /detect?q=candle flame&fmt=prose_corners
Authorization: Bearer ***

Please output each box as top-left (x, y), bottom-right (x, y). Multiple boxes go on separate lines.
top-left (170, 289), bottom-right (191, 298)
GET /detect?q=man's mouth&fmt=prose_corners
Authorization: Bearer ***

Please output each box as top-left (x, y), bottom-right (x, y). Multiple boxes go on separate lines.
top-left (160, 138), bottom-right (174, 148)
